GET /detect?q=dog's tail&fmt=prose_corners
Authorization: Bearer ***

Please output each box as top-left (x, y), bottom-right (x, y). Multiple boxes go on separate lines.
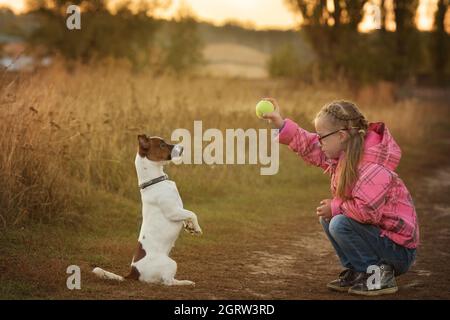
top-left (92, 267), bottom-right (125, 282)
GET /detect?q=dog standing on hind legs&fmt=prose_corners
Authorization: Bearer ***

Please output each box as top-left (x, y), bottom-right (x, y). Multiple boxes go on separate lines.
top-left (93, 134), bottom-right (202, 286)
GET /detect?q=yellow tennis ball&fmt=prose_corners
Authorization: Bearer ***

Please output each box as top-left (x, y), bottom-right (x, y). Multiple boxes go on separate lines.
top-left (255, 100), bottom-right (274, 119)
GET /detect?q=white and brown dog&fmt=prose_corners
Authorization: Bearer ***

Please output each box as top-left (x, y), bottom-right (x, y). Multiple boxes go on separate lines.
top-left (92, 135), bottom-right (202, 286)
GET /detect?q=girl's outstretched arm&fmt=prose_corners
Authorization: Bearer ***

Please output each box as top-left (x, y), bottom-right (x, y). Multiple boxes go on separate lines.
top-left (262, 98), bottom-right (329, 170)
top-left (278, 119), bottom-right (329, 170)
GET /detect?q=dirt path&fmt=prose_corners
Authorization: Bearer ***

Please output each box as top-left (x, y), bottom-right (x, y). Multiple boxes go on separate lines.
top-left (203, 165), bottom-right (449, 299)
top-left (239, 166), bottom-right (450, 300)
top-left (62, 167), bottom-right (449, 300)
top-left (1, 158), bottom-right (448, 300)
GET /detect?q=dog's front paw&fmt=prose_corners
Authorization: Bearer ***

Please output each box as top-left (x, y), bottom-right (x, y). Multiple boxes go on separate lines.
top-left (193, 224), bottom-right (202, 235)
top-left (183, 220), bottom-right (197, 235)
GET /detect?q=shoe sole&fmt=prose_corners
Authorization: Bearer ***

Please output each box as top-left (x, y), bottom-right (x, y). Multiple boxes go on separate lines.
top-left (348, 286), bottom-right (398, 296)
top-left (327, 283), bottom-right (351, 293)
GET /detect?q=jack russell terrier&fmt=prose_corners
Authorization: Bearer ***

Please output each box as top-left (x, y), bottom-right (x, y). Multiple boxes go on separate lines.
top-left (92, 134), bottom-right (202, 286)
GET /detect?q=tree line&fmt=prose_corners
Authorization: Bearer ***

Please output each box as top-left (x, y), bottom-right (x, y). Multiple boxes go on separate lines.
top-left (24, 0), bottom-right (202, 73)
top-left (272, 0), bottom-right (450, 84)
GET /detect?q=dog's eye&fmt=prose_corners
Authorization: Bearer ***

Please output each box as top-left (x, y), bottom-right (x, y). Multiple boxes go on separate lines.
top-left (160, 142), bottom-right (166, 148)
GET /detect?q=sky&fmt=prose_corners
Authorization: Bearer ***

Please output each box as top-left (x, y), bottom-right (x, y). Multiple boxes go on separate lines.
top-left (155, 0), bottom-right (299, 30)
top-left (0, 0), bottom-right (442, 31)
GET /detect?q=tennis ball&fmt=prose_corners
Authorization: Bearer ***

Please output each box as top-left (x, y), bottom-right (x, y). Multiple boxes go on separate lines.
top-left (255, 100), bottom-right (275, 119)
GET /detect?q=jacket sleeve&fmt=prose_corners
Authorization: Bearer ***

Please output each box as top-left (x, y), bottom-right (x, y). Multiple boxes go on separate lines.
top-left (277, 118), bottom-right (329, 170)
top-left (331, 197), bottom-right (343, 217)
top-left (335, 164), bottom-right (392, 225)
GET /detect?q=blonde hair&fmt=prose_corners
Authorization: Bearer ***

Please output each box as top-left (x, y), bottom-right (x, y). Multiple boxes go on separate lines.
top-left (315, 100), bottom-right (369, 199)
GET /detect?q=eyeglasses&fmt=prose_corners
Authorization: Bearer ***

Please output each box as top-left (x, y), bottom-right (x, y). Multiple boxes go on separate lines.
top-left (317, 126), bottom-right (362, 143)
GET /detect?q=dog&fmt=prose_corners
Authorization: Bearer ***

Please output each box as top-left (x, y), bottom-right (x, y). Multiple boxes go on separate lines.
top-left (92, 134), bottom-right (202, 286)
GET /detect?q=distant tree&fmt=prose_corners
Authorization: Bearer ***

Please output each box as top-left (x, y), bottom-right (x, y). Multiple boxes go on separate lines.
top-left (344, 0), bottom-right (367, 29)
top-left (284, 0), bottom-right (368, 79)
top-left (285, 0), bottom-right (367, 30)
top-left (267, 43), bottom-right (303, 78)
top-left (392, 0), bottom-right (420, 82)
top-left (283, 0), bottom-right (436, 83)
top-left (27, 0), bottom-right (167, 69)
top-left (163, 5), bottom-right (203, 73)
top-left (0, 7), bottom-right (25, 37)
top-left (432, 0), bottom-right (450, 84)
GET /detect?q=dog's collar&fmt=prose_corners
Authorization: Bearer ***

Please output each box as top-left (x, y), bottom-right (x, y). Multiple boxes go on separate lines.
top-left (139, 174), bottom-right (168, 190)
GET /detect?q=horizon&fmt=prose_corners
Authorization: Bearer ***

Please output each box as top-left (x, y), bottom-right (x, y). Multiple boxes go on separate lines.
top-left (0, 0), bottom-right (444, 32)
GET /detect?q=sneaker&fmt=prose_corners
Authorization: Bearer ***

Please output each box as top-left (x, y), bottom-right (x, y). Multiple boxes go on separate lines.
top-left (327, 269), bottom-right (365, 292)
top-left (348, 264), bottom-right (398, 296)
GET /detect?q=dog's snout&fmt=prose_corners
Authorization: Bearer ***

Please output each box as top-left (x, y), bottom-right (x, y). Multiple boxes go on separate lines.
top-left (170, 144), bottom-right (183, 160)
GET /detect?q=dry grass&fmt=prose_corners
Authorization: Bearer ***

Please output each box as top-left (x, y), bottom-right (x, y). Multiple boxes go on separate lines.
top-left (1, 62), bottom-right (449, 300)
top-left (0, 62), bottom-right (445, 228)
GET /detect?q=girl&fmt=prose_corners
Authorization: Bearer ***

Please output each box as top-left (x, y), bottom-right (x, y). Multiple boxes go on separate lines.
top-left (262, 98), bottom-right (419, 296)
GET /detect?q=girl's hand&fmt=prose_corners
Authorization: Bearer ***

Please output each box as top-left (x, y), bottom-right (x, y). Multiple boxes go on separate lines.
top-left (261, 97), bottom-right (284, 129)
top-left (316, 199), bottom-right (332, 221)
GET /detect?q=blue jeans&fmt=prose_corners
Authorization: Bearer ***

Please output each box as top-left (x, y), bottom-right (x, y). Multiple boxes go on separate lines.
top-left (320, 215), bottom-right (416, 275)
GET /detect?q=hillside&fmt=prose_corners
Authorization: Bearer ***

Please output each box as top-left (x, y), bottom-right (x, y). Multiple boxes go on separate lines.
top-left (0, 9), bottom-right (315, 78)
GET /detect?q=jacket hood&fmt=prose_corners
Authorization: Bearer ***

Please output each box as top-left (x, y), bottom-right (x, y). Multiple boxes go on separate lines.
top-left (362, 122), bottom-right (402, 171)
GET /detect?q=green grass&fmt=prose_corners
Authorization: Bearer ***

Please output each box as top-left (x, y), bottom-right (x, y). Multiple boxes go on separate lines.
top-left (1, 67), bottom-right (448, 298)
top-left (2, 110), bottom-right (449, 299)
top-left (0, 148), bottom-right (331, 297)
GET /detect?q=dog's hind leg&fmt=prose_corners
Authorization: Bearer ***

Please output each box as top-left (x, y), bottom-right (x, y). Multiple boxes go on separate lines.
top-left (165, 279), bottom-right (195, 286)
top-left (92, 267), bottom-right (125, 281)
top-left (159, 257), bottom-right (195, 286)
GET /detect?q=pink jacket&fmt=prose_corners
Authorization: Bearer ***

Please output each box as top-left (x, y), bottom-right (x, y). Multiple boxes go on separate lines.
top-left (278, 119), bottom-right (419, 249)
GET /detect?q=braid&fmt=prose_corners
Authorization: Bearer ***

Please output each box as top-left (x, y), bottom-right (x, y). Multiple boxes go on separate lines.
top-left (315, 100), bottom-right (369, 199)
top-left (323, 101), bottom-right (364, 121)
top-left (325, 104), bottom-right (348, 120)
top-left (320, 100), bottom-right (369, 133)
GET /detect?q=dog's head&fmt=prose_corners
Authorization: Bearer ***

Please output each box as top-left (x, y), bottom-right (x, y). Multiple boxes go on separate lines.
top-left (137, 134), bottom-right (183, 163)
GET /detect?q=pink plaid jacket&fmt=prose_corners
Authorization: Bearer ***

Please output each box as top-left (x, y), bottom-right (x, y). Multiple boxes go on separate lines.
top-left (278, 119), bottom-right (419, 249)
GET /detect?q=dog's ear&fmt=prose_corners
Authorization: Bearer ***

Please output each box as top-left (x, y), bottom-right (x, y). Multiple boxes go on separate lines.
top-left (138, 134), bottom-right (150, 157)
